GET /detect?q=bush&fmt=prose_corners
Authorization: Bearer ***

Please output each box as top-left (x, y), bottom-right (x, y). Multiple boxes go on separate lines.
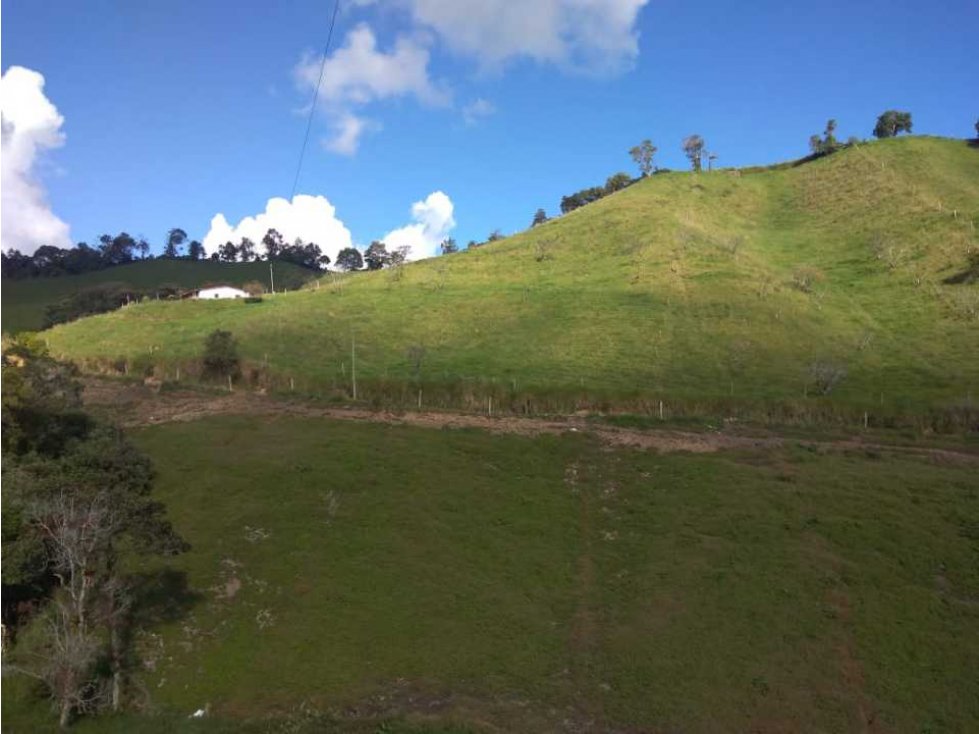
top-left (202, 330), bottom-right (240, 381)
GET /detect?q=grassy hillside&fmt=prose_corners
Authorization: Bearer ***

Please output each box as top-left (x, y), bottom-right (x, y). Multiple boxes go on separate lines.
top-left (1, 258), bottom-right (315, 334)
top-left (5, 414), bottom-right (978, 732)
top-left (44, 138), bottom-right (979, 426)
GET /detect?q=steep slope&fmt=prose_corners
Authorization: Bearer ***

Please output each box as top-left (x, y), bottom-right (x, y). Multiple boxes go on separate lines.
top-left (44, 137), bottom-right (979, 425)
top-left (1, 258), bottom-right (316, 334)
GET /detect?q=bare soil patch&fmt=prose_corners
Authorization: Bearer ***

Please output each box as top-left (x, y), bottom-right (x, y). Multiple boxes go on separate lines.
top-left (83, 378), bottom-right (979, 464)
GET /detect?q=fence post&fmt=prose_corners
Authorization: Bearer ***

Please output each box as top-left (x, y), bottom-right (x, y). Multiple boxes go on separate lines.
top-left (659, 400), bottom-right (664, 420)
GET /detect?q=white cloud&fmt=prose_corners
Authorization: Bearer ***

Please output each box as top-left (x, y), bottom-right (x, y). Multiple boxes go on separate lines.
top-left (322, 112), bottom-right (379, 155)
top-left (461, 97), bottom-right (495, 126)
top-left (1, 66), bottom-right (72, 253)
top-left (382, 190), bottom-right (455, 260)
top-left (295, 23), bottom-right (447, 154)
top-left (380, 0), bottom-right (650, 72)
top-left (202, 194), bottom-right (353, 264)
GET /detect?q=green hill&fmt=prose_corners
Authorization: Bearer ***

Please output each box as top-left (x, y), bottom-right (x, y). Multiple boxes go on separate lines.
top-left (1, 258), bottom-right (316, 334)
top-left (44, 137), bottom-right (979, 427)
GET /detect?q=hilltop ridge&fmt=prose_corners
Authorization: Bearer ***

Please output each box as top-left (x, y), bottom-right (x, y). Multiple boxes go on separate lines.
top-left (41, 137), bottom-right (979, 427)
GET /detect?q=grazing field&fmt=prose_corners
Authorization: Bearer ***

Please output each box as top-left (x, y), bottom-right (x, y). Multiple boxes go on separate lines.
top-left (41, 138), bottom-right (979, 427)
top-left (1, 259), bottom-right (315, 335)
top-left (5, 413), bottom-right (978, 732)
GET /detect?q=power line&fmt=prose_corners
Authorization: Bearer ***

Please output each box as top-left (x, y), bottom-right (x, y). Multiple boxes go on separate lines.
top-left (289, 0), bottom-right (341, 200)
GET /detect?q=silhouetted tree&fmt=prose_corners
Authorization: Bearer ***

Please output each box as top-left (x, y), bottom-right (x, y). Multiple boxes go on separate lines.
top-left (629, 139), bottom-right (657, 176)
top-left (531, 209), bottom-right (549, 227)
top-left (163, 228), bottom-right (187, 258)
top-left (238, 238), bottom-right (256, 262)
top-left (440, 238), bottom-right (459, 254)
top-left (487, 229), bottom-right (505, 242)
top-left (218, 241), bottom-right (238, 263)
top-left (335, 247), bottom-right (364, 271)
top-left (187, 240), bottom-right (204, 260)
top-left (261, 229), bottom-right (284, 260)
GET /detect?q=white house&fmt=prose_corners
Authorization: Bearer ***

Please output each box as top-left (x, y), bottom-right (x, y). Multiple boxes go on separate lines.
top-left (196, 286), bottom-right (250, 300)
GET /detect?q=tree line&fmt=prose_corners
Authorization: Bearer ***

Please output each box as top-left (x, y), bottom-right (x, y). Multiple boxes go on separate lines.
top-left (1, 226), bottom-right (332, 281)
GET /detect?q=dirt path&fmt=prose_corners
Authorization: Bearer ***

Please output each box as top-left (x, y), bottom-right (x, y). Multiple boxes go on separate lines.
top-left (82, 379), bottom-right (979, 463)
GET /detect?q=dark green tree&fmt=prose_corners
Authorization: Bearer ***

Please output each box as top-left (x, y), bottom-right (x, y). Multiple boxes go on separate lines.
top-left (218, 241), bottom-right (238, 262)
top-left (604, 172), bottom-right (633, 194)
top-left (187, 240), bottom-right (204, 260)
top-left (531, 209), bottom-right (549, 227)
top-left (202, 330), bottom-right (240, 381)
top-left (238, 238), bottom-right (256, 262)
top-left (2, 338), bottom-right (186, 724)
top-left (440, 238), bottom-right (459, 254)
top-left (335, 247), bottom-right (364, 271)
top-left (261, 229), bottom-right (284, 260)
top-left (873, 110), bottom-right (912, 139)
top-left (162, 228), bottom-right (187, 258)
top-left (364, 241), bottom-right (390, 270)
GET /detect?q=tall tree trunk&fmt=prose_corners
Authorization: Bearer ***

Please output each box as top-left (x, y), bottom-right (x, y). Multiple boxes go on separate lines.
top-left (110, 621), bottom-right (122, 711)
top-left (59, 699), bottom-right (72, 729)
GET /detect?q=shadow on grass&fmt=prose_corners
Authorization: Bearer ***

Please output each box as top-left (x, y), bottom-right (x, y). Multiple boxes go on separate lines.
top-left (129, 567), bottom-right (202, 627)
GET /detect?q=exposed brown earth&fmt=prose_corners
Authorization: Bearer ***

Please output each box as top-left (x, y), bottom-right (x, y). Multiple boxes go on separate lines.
top-left (82, 378), bottom-right (979, 464)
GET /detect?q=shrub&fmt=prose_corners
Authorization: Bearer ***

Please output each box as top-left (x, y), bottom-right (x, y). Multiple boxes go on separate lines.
top-left (202, 330), bottom-right (240, 381)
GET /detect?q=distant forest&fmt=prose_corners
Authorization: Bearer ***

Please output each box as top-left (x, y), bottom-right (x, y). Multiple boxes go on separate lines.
top-left (1, 227), bottom-right (330, 280)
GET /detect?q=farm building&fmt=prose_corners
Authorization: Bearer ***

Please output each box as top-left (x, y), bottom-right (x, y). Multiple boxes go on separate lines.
top-left (196, 286), bottom-right (250, 300)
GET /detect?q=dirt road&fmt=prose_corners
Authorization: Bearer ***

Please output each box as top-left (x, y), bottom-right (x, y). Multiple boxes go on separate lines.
top-left (83, 378), bottom-right (979, 464)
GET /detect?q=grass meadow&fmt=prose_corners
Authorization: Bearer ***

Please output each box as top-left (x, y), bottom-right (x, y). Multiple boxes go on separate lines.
top-left (39, 138), bottom-right (979, 428)
top-left (4, 414), bottom-right (978, 732)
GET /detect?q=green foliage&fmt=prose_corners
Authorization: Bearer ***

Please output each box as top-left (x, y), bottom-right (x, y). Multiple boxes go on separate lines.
top-left (531, 209), bottom-right (549, 227)
top-left (604, 172), bottom-right (634, 194)
top-left (364, 241), bottom-right (390, 271)
top-left (43, 283), bottom-right (142, 328)
top-left (202, 330), bottom-right (240, 381)
top-left (336, 247), bottom-right (364, 271)
top-left (809, 119), bottom-right (842, 156)
top-left (873, 110), bottom-right (913, 139)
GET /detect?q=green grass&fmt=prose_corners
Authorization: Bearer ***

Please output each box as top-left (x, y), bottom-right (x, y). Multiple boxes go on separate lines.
top-left (39, 138), bottom-right (979, 426)
top-left (1, 259), bottom-right (315, 334)
top-left (5, 415), bottom-right (977, 732)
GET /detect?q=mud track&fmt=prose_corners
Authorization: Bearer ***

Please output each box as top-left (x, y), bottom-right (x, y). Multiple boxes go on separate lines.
top-left (83, 379), bottom-right (979, 464)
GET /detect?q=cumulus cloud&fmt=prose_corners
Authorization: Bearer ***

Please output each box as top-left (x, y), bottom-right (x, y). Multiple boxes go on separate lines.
top-left (1, 66), bottom-right (72, 253)
top-left (461, 97), bottom-right (495, 126)
top-left (202, 194), bottom-right (353, 264)
top-left (382, 190), bottom-right (455, 261)
top-left (295, 23), bottom-right (447, 154)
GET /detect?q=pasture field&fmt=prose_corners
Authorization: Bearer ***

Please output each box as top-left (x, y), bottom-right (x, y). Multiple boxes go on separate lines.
top-left (41, 138), bottom-right (979, 427)
top-left (4, 411), bottom-right (978, 732)
top-left (1, 259), bottom-right (315, 335)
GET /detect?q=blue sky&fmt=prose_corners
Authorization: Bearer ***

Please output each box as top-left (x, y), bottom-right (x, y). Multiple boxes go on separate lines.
top-left (2, 0), bottom-right (976, 259)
